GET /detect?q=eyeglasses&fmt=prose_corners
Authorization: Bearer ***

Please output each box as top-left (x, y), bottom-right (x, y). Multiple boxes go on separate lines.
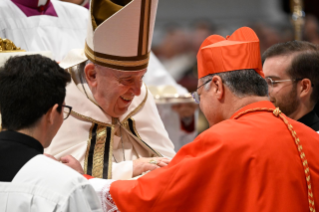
top-left (192, 79), bottom-right (212, 104)
top-left (265, 77), bottom-right (302, 93)
top-left (62, 105), bottom-right (72, 120)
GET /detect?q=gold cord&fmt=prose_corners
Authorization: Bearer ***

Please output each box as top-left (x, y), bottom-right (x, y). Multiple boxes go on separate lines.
top-left (234, 107), bottom-right (315, 212)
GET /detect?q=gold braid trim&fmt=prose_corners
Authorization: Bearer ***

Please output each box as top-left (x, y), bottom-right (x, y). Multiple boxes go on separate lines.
top-left (130, 117), bottom-right (142, 141)
top-left (234, 107), bottom-right (316, 212)
top-left (107, 126), bottom-right (114, 179)
top-left (70, 110), bottom-right (112, 127)
top-left (84, 123), bottom-right (95, 175)
top-left (92, 126), bottom-right (108, 178)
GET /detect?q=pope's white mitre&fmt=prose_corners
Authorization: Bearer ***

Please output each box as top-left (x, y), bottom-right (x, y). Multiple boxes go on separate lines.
top-left (85, 0), bottom-right (158, 71)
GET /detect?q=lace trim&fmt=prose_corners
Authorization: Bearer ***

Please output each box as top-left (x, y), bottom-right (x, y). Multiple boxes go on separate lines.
top-left (101, 181), bottom-right (120, 212)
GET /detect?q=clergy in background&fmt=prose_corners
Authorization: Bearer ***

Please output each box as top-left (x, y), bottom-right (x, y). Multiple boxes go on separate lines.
top-left (0, 0), bottom-right (88, 61)
top-left (262, 41), bottom-right (319, 132)
top-left (91, 27), bottom-right (319, 212)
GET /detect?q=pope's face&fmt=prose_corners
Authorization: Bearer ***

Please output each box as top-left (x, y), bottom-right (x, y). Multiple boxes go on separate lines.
top-left (94, 66), bottom-right (146, 118)
top-left (263, 55), bottom-right (300, 117)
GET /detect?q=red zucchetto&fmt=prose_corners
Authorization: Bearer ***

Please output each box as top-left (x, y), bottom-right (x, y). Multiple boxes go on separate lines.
top-left (197, 27), bottom-right (264, 79)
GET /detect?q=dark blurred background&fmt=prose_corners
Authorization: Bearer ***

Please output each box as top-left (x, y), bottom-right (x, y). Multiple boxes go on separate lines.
top-left (151, 0), bottom-right (319, 132)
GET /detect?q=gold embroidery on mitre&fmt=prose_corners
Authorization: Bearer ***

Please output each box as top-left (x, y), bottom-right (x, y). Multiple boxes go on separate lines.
top-left (84, 45), bottom-right (149, 68)
top-left (142, 0), bottom-right (151, 55)
top-left (0, 38), bottom-right (25, 52)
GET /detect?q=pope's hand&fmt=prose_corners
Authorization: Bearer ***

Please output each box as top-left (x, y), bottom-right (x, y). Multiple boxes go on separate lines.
top-left (133, 157), bottom-right (171, 177)
top-left (61, 155), bottom-right (85, 175)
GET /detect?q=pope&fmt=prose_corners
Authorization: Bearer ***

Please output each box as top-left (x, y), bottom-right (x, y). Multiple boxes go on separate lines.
top-left (45, 0), bottom-right (176, 180)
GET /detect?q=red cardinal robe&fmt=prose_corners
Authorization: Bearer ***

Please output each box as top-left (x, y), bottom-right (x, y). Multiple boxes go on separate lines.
top-left (110, 101), bottom-right (319, 212)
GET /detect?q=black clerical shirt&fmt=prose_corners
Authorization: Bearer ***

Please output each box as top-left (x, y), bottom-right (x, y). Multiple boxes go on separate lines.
top-left (298, 110), bottom-right (319, 132)
top-left (0, 130), bottom-right (43, 182)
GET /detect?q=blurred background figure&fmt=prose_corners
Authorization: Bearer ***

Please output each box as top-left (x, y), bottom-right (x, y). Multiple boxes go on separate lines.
top-left (0, 0), bottom-right (88, 61)
top-left (151, 0), bottom-right (319, 134)
top-left (303, 15), bottom-right (319, 44)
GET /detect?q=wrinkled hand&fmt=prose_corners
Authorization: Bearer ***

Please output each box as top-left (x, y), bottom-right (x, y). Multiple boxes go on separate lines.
top-left (61, 155), bottom-right (84, 175)
top-left (133, 157), bottom-right (171, 177)
top-left (172, 103), bottom-right (197, 118)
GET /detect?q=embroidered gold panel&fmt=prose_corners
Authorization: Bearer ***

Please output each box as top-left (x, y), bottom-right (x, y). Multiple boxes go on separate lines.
top-left (85, 123), bottom-right (113, 179)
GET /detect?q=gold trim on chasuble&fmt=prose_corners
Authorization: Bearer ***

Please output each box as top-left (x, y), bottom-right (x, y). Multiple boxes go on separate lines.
top-left (70, 111), bottom-right (113, 179)
top-left (72, 85), bottom-right (161, 178)
top-left (84, 123), bottom-right (114, 179)
top-left (122, 117), bottom-right (163, 157)
top-left (234, 107), bottom-right (316, 212)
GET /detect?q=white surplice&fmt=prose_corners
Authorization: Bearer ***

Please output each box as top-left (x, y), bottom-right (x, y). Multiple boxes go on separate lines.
top-left (0, 155), bottom-right (102, 212)
top-left (0, 0), bottom-right (88, 61)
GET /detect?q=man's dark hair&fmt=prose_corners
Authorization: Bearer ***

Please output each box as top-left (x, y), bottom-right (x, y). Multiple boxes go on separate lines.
top-left (202, 69), bottom-right (268, 97)
top-left (262, 41), bottom-right (319, 105)
top-left (0, 55), bottom-right (71, 130)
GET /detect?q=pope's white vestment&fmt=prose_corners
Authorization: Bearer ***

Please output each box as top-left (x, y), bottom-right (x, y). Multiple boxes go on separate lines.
top-left (45, 52), bottom-right (176, 180)
top-left (0, 0), bottom-right (87, 61)
top-left (0, 155), bottom-right (102, 212)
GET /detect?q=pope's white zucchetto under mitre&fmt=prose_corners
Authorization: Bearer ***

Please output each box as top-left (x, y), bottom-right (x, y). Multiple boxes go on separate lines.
top-left (84, 0), bottom-right (158, 71)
